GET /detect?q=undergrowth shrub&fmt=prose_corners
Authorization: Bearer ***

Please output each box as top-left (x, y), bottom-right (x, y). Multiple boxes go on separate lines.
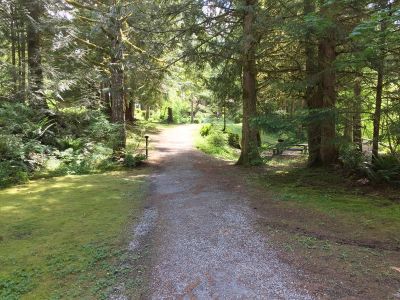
top-left (200, 123), bottom-right (213, 137)
top-left (227, 132), bottom-right (241, 149)
top-left (339, 144), bottom-right (366, 170)
top-left (207, 132), bottom-right (227, 148)
top-left (124, 153), bottom-right (146, 168)
top-left (0, 161), bottom-right (29, 188)
top-left (363, 154), bottom-right (400, 184)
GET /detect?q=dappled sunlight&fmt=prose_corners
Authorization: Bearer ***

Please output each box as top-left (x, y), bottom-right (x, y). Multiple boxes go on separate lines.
top-left (0, 205), bottom-right (19, 212)
top-left (0, 169), bottom-right (149, 298)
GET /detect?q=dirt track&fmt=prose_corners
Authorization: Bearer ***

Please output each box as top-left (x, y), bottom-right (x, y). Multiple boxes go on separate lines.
top-left (146, 125), bottom-right (312, 299)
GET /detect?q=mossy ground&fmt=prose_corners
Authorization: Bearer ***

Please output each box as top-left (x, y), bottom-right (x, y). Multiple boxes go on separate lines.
top-left (0, 170), bottom-right (149, 299)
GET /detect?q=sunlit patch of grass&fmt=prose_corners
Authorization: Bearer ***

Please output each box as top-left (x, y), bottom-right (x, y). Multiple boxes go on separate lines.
top-left (0, 170), bottom-right (149, 299)
top-left (195, 133), bottom-right (239, 161)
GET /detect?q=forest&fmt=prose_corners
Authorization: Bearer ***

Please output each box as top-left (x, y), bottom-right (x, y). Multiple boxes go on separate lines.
top-left (0, 0), bottom-right (399, 185)
top-left (0, 0), bottom-right (400, 299)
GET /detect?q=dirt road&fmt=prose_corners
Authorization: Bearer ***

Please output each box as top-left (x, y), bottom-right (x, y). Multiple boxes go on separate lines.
top-left (146, 125), bottom-right (312, 299)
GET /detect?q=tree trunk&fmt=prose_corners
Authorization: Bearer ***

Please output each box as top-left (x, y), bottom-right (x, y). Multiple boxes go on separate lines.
top-left (353, 77), bottom-right (362, 152)
top-left (145, 105), bottom-right (150, 121)
top-left (109, 6), bottom-right (126, 151)
top-left (25, 0), bottom-right (46, 108)
top-left (237, 0), bottom-right (261, 166)
top-left (318, 5), bottom-right (338, 165)
top-left (372, 65), bottom-right (384, 160)
top-left (11, 5), bottom-right (17, 94)
top-left (372, 0), bottom-right (389, 160)
top-left (343, 113), bottom-right (353, 142)
top-left (125, 98), bottom-right (134, 123)
top-left (304, 0), bottom-right (322, 167)
top-left (19, 15), bottom-right (26, 101)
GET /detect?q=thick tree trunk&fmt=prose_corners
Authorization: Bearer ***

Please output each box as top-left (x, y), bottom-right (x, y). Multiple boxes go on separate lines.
top-left (372, 0), bottom-right (389, 160)
top-left (25, 0), bottom-right (46, 108)
top-left (109, 8), bottom-right (126, 151)
top-left (318, 2), bottom-right (338, 165)
top-left (318, 35), bottom-right (338, 165)
top-left (353, 77), bottom-right (362, 152)
top-left (237, 0), bottom-right (261, 166)
top-left (304, 0), bottom-right (322, 167)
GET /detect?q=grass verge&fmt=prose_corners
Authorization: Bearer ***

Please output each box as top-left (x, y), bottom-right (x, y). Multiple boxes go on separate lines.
top-left (0, 170), bottom-right (149, 299)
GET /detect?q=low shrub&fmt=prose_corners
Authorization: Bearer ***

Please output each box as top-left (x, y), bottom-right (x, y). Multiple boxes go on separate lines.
top-left (207, 132), bottom-right (227, 148)
top-left (124, 153), bottom-right (146, 168)
top-left (227, 132), bottom-right (241, 149)
top-left (200, 124), bottom-right (213, 137)
top-left (0, 161), bottom-right (29, 188)
top-left (339, 144), bottom-right (366, 170)
top-left (363, 154), bottom-right (400, 184)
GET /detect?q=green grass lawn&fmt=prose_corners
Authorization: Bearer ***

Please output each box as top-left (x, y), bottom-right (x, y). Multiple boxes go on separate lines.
top-left (0, 170), bottom-right (149, 299)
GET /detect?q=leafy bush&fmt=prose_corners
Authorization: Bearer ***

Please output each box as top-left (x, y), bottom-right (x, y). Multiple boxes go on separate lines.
top-left (124, 153), bottom-right (146, 168)
top-left (0, 161), bottom-right (29, 188)
top-left (207, 132), bottom-right (227, 148)
top-left (227, 132), bottom-right (241, 149)
top-left (200, 124), bottom-right (213, 137)
top-left (339, 144), bottom-right (366, 170)
top-left (0, 134), bottom-right (25, 160)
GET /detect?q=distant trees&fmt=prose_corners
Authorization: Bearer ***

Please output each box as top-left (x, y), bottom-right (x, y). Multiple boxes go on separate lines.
top-left (0, 0), bottom-right (399, 166)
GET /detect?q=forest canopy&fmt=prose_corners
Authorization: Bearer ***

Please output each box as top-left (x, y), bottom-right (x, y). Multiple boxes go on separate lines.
top-left (0, 0), bottom-right (399, 187)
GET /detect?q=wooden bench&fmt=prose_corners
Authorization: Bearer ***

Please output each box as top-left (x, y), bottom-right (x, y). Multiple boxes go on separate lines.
top-left (272, 142), bottom-right (308, 155)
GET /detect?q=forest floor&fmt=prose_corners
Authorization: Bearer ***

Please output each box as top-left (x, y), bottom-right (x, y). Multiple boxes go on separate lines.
top-left (139, 124), bottom-right (400, 299)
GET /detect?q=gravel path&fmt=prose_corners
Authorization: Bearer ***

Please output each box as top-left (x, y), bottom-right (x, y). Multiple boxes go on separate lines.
top-left (147, 125), bottom-right (312, 299)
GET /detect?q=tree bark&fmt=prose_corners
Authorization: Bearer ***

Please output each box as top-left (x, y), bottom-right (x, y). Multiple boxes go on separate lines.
top-left (19, 15), bottom-right (26, 101)
top-left (145, 105), bottom-right (150, 121)
top-left (353, 77), bottom-right (362, 152)
top-left (11, 5), bottom-right (17, 94)
top-left (372, 0), bottom-right (390, 160)
top-left (343, 113), bottom-right (353, 142)
top-left (304, 0), bottom-right (323, 167)
top-left (25, 0), bottom-right (46, 108)
top-left (125, 98), bottom-right (134, 123)
top-left (109, 5), bottom-right (126, 151)
top-left (372, 64), bottom-right (384, 160)
top-left (237, 0), bottom-right (261, 166)
top-left (318, 4), bottom-right (338, 165)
